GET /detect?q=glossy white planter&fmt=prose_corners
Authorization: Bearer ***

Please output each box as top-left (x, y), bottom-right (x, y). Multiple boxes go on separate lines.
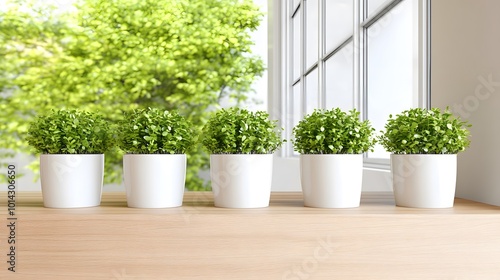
top-left (210, 154), bottom-right (273, 208)
top-left (40, 154), bottom-right (104, 208)
top-left (124, 154), bottom-right (186, 208)
top-left (391, 154), bottom-right (457, 208)
top-left (300, 154), bottom-right (363, 208)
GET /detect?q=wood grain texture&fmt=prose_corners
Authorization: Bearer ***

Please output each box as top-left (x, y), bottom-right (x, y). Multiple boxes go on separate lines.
top-left (0, 192), bottom-right (500, 279)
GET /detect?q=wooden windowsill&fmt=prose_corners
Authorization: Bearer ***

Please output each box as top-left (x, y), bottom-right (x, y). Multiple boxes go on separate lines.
top-left (9, 191), bottom-right (500, 214)
top-left (1, 192), bottom-right (500, 279)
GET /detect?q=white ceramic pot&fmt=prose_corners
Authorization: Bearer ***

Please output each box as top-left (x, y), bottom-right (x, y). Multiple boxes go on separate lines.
top-left (123, 154), bottom-right (186, 208)
top-left (40, 154), bottom-right (104, 208)
top-left (391, 154), bottom-right (457, 208)
top-left (300, 154), bottom-right (363, 208)
top-left (210, 154), bottom-right (273, 208)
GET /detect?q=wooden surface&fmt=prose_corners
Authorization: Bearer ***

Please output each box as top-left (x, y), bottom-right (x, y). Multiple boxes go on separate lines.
top-left (1, 192), bottom-right (500, 279)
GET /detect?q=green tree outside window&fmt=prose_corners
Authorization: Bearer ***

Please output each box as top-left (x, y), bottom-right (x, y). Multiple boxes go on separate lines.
top-left (0, 0), bottom-right (265, 190)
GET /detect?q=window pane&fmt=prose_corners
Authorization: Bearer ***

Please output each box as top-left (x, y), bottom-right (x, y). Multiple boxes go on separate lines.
top-left (305, 68), bottom-right (319, 114)
top-left (367, 0), bottom-right (389, 17)
top-left (325, 0), bottom-right (353, 53)
top-left (292, 8), bottom-right (302, 81)
top-left (292, 83), bottom-right (302, 155)
top-left (325, 42), bottom-right (353, 111)
top-left (367, 0), bottom-right (416, 158)
top-left (305, 0), bottom-right (318, 69)
top-left (293, 82), bottom-right (302, 130)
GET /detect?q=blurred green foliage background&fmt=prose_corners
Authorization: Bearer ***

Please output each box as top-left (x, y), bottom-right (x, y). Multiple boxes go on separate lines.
top-left (0, 0), bottom-right (264, 190)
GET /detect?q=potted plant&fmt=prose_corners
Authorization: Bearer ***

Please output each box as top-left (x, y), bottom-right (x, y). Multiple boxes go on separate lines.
top-left (26, 109), bottom-right (113, 208)
top-left (117, 108), bottom-right (194, 208)
top-left (293, 108), bottom-right (376, 208)
top-left (201, 107), bottom-right (284, 208)
top-left (379, 107), bottom-right (471, 208)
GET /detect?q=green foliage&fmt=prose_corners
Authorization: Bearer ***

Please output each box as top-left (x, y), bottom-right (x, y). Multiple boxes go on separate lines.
top-left (378, 107), bottom-right (471, 154)
top-left (26, 109), bottom-right (113, 154)
top-left (293, 108), bottom-right (376, 154)
top-left (118, 108), bottom-right (194, 154)
top-left (0, 0), bottom-right (264, 190)
top-left (202, 107), bottom-right (284, 154)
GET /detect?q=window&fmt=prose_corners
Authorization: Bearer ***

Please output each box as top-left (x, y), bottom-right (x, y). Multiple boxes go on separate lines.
top-left (268, 0), bottom-right (429, 191)
top-left (280, 0), bottom-right (429, 165)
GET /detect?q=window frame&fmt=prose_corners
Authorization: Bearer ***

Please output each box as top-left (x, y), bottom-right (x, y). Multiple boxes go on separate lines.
top-left (273, 0), bottom-right (430, 169)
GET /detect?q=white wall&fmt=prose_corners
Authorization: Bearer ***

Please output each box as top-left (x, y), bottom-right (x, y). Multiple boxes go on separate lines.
top-left (431, 0), bottom-right (500, 206)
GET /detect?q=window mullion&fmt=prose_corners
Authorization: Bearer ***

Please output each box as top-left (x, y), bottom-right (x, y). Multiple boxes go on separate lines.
top-left (419, 0), bottom-right (431, 109)
top-left (318, 0), bottom-right (324, 109)
top-left (354, 0), bottom-right (362, 117)
top-left (287, 0), bottom-right (296, 157)
top-left (362, 0), bottom-right (403, 28)
top-left (300, 0), bottom-right (306, 118)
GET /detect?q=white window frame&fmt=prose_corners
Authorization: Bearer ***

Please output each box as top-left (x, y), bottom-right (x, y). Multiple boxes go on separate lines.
top-left (362, 0), bottom-right (430, 169)
top-left (268, 0), bottom-right (430, 191)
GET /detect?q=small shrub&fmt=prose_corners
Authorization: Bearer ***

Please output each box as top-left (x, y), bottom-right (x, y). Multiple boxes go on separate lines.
top-left (26, 109), bottom-right (113, 154)
top-left (378, 107), bottom-right (471, 154)
top-left (201, 107), bottom-right (284, 154)
top-left (118, 108), bottom-right (194, 154)
top-left (293, 108), bottom-right (376, 154)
